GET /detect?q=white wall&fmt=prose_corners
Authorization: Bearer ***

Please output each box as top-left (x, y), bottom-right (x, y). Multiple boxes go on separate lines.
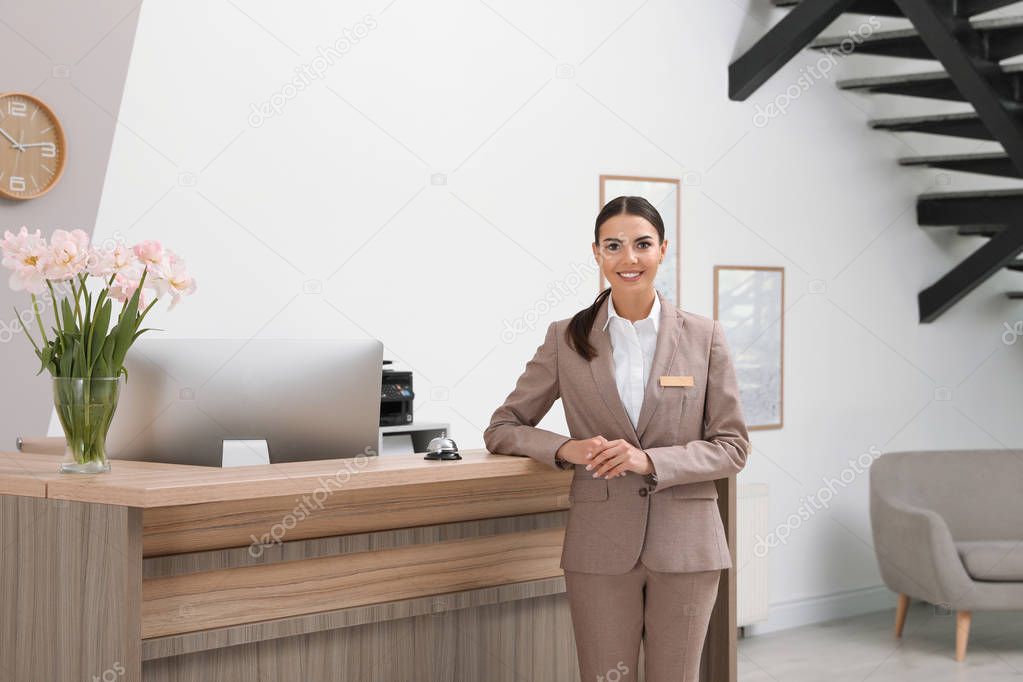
top-left (92, 1), bottom-right (1023, 632)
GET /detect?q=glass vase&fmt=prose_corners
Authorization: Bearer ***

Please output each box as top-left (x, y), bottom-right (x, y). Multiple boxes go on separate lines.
top-left (52, 376), bottom-right (122, 474)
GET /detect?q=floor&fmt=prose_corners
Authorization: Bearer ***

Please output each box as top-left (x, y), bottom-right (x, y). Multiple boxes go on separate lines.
top-left (738, 602), bottom-right (1023, 680)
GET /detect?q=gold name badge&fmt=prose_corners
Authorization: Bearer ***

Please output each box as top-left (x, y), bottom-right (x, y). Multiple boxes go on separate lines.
top-left (660, 375), bottom-right (694, 387)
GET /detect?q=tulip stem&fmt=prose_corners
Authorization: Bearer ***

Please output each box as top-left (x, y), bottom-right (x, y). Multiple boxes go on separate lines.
top-left (29, 293), bottom-right (48, 346)
top-left (45, 280), bottom-right (60, 331)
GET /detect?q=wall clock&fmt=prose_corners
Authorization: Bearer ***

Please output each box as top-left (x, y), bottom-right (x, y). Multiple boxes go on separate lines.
top-left (0, 92), bottom-right (67, 200)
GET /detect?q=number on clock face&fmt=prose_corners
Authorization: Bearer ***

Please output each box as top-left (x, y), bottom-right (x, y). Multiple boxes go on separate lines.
top-left (0, 93), bottom-right (67, 201)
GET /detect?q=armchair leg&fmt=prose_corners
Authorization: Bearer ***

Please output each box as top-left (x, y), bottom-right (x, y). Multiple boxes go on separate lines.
top-left (894, 593), bottom-right (910, 638)
top-left (955, 610), bottom-right (971, 662)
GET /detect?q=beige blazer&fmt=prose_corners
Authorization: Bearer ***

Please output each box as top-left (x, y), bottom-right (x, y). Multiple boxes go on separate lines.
top-left (484, 291), bottom-right (751, 574)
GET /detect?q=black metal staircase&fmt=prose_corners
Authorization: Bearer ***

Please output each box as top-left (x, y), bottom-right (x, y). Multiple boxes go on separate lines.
top-left (730, 0), bottom-right (1023, 322)
top-left (870, 112), bottom-right (994, 139)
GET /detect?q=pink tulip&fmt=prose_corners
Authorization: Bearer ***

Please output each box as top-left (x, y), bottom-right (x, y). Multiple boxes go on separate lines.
top-left (45, 229), bottom-right (91, 281)
top-left (133, 240), bottom-right (165, 267)
top-left (88, 243), bottom-right (139, 278)
top-left (143, 249), bottom-right (194, 306)
top-left (1, 227), bottom-right (49, 294)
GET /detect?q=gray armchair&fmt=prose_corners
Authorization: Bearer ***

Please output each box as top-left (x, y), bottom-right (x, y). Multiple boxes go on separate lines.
top-left (870, 449), bottom-right (1023, 661)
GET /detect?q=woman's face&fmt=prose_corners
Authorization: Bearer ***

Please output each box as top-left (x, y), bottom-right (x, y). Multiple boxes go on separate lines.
top-left (591, 213), bottom-right (667, 292)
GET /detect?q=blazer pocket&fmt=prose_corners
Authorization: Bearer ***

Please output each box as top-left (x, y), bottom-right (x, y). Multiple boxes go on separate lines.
top-left (568, 478), bottom-right (609, 503)
top-left (670, 481), bottom-right (719, 500)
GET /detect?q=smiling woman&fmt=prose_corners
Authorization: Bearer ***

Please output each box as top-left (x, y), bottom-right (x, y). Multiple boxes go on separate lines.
top-left (0, 92), bottom-right (67, 201)
top-left (485, 194), bottom-right (751, 681)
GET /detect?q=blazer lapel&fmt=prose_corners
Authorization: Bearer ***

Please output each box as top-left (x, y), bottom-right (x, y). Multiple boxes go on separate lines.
top-left (587, 290), bottom-right (685, 445)
top-left (636, 291), bottom-right (684, 439)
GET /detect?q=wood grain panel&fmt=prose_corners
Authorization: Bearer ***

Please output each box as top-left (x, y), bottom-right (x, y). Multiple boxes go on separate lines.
top-left (36, 449), bottom-right (569, 507)
top-left (142, 575), bottom-right (567, 661)
top-left (706, 474), bottom-right (738, 682)
top-left (144, 510), bottom-right (567, 577)
top-left (0, 495), bottom-right (143, 682)
top-left (0, 451), bottom-right (56, 497)
top-left (143, 588), bottom-right (580, 682)
top-left (142, 527), bottom-right (565, 639)
top-left (0, 450), bottom-right (210, 499)
top-left (142, 474), bottom-right (570, 556)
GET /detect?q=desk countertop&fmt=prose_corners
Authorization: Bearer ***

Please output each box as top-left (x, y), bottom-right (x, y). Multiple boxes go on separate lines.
top-left (0, 449), bottom-right (563, 508)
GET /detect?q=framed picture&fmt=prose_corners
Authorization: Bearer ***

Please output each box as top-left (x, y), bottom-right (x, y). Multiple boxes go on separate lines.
top-left (714, 265), bottom-right (784, 431)
top-left (598, 175), bottom-right (681, 307)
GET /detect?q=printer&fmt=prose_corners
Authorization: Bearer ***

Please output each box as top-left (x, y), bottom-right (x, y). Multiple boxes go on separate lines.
top-left (380, 361), bottom-right (413, 426)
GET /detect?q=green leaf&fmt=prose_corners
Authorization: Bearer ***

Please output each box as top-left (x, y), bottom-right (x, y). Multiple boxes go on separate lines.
top-left (15, 306), bottom-right (41, 353)
top-left (94, 287), bottom-right (108, 314)
top-left (125, 280), bottom-right (144, 324)
top-left (59, 340), bottom-right (73, 376)
top-left (131, 327), bottom-right (162, 343)
top-left (60, 298), bottom-right (75, 336)
top-left (102, 333), bottom-right (115, 372)
top-left (89, 299), bottom-right (112, 370)
top-left (73, 333), bottom-right (86, 378)
top-left (36, 345), bottom-right (52, 376)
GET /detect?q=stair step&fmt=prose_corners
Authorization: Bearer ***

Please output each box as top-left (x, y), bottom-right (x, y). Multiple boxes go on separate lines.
top-left (812, 16), bottom-right (1023, 61)
top-left (959, 226), bottom-right (1002, 237)
top-left (898, 151), bottom-right (1019, 178)
top-left (838, 63), bottom-right (1023, 101)
top-left (1006, 260), bottom-right (1023, 270)
top-left (918, 188), bottom-right (1023, 226)
top-left (773, 0), bottom-right (1021, 17)
top-left (870, 112), bottom-right (995, 140)
top-left (1007, 291), bottom-right (1023, 298)
top-left (772, 0), bottom-right (904, 15)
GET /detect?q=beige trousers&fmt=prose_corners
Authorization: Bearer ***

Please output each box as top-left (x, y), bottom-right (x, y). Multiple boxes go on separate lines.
top-left (563, 559), bottom-right (720, 682)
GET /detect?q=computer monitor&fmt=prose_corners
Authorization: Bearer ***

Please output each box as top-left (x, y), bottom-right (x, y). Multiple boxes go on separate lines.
top-left (103, 338), bottom-right (383, 466)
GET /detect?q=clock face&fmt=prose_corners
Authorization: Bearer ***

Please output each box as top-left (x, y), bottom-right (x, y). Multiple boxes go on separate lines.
top-left (0, 93), bottom-right (67, 201)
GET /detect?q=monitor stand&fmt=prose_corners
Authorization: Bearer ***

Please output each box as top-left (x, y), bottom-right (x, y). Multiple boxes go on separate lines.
top-left (222, 440), bottom-right (270, 467)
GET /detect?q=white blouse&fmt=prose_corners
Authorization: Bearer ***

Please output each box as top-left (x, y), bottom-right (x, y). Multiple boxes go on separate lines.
top-left (601, 292), bottom-right (660, 430)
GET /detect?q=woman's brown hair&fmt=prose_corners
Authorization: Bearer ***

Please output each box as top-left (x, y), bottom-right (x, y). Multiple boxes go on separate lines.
top-left (566, 195), bottom-right (665, 361)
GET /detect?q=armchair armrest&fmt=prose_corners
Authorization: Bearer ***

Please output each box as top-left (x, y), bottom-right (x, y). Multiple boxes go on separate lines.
top-left (870, 493), bottom-right (973, 607)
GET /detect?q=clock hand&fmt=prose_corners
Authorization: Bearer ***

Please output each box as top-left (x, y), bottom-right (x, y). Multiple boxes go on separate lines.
top-left (0, 127), bottom-right (24, 151)
top-left (20, 143), bottom-right (53, 149)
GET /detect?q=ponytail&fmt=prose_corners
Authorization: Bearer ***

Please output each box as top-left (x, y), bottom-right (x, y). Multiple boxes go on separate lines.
top-left (565, 287), bottom-right (611, 361)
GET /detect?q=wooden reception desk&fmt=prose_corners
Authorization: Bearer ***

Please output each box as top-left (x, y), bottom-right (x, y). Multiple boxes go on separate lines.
top-left (0, 445), bottom-right (736, 682)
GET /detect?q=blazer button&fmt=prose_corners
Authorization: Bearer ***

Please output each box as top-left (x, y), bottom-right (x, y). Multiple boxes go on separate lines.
top-left (638, 488), bottom-right (648, 497)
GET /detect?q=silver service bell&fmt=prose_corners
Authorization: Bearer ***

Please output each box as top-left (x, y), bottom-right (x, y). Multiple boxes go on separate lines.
top-left (424, 436), bottom-right (461, 461)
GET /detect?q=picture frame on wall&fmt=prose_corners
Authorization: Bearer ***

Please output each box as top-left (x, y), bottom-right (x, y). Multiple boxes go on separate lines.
top-left (598, 175), bottom-right (681, 307)
top-left (713, 265), bottom-right (784, 431)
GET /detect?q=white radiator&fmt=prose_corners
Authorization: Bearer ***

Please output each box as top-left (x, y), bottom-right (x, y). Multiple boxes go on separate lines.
top-left (737, 483), bottom-right (769, 627)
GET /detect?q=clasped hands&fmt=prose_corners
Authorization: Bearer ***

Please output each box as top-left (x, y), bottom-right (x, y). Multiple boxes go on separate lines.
top-left (556, 435), bottom-right (653, 479)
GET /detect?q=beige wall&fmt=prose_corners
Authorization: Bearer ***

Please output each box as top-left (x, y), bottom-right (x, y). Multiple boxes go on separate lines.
top-left (0, 0), bottom-right (140, 450)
